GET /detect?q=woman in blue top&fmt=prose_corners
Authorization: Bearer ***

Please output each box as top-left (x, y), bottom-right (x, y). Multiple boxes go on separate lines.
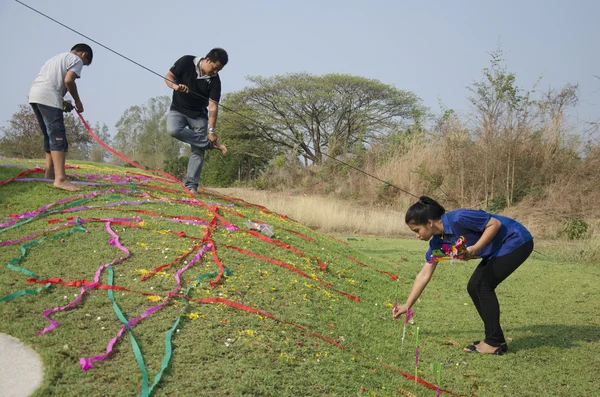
top-left (392, 196), bottom-right (533, 355)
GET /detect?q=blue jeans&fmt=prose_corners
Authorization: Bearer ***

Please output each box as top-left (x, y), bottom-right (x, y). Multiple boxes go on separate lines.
top-left (31, 103), bottom-right (68, 152)
top-left (166, 110), bottom-right (210, 190)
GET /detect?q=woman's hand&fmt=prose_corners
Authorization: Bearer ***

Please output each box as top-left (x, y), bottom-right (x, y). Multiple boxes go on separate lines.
top-left (392, 303), bottom-right (410, 319)
top-left (465, 245), bottom-right (480, 260)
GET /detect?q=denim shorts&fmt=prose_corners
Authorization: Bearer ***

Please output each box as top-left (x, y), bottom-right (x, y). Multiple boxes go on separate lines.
top-left (31, 103), bottom-right (68, 152)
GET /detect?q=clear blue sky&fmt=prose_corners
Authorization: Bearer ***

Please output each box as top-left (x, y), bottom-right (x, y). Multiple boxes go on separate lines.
top-left (1, 0), bottom-right (598, 136)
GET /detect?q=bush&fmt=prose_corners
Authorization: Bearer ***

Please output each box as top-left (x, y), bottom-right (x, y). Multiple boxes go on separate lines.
top-left (163, 156), bottom-right (188, 181)
top-left (486, 196), bottom-right (507, 213)
top-left (563, 217), bottom-right (589, 240)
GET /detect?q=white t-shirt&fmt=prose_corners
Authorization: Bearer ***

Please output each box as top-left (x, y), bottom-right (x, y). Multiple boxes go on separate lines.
top-left (29, 52), bottom-right (84, 109)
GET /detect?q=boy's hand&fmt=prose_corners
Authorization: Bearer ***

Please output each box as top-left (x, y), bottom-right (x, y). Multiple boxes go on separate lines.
top-left (75, 100), bottom-right (84, 113)
top-left (208, 132), bottom-right (218, 143)
top-left (63, 101), bottom-right (74, 112)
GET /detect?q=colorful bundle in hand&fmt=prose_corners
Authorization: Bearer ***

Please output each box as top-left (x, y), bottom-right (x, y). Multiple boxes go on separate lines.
top-left (428, 236), bottom-right (468, 264)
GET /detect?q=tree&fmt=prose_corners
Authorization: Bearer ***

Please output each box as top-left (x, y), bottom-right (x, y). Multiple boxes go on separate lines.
top-left (114, 96), bottom-right (181, 169)
top-left (0, 104), bottom-right (92, 160)
top-left (223, 73), bottom-right (425, 164)
top-left (89, 122), bottom-right (112, 163)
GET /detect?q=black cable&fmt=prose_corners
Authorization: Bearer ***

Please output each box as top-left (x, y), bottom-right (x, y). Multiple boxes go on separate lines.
top-left (15, 0), bottom-right (430, 201)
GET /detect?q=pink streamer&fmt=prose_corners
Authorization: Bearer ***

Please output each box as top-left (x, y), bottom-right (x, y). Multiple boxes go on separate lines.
top-left (79, 243), bottom-right (212, 370)
top-left (404, 308), bottom-right (414, 325)
top-left (38, 222), bottom-right (131, 335)
top-left (415, 346), bottom-right (419, 366)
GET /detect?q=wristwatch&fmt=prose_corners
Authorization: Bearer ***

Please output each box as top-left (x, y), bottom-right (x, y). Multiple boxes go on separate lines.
top-left (208, 127), bottom-right (216, 133)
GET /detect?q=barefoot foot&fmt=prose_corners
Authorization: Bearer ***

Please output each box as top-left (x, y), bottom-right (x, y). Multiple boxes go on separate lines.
top-left (54, 180), bottom-right (80, 192)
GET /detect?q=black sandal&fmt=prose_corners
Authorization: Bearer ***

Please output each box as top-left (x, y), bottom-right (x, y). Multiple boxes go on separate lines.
top-left (465, 342), bottom-right (505, 355)
top-left (473, 340), bottom-right (508, 353)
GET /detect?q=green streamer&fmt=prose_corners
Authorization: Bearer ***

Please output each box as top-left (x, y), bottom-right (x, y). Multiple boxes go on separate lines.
top-left (0, 283), bottom-right (51, 303)
top-left (107, 266), bottom-right (150, 397)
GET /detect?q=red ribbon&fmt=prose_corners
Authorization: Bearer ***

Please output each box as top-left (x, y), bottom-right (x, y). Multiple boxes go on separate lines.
top-left (26, 277), bottom-right (161, 296)
top-left (223, 244), bottom-right (360, 302)
top-left (0, 168), bottom-right (44, 185)
top-left (246, 230), bottom-right (304, 256)
top-left (347, 255), bottom-right (398, 280)
top-left (282, 228), bottom-right (317, 242)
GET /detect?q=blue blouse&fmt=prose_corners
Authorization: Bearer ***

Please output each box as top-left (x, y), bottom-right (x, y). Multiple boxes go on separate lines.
top-left (426, 209), bottom-right (533, 262)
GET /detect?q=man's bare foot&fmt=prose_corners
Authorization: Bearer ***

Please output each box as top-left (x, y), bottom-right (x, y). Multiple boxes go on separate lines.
top-left (217, 144), bottom-right (227, 155)
top-left (45, 169), bottom-right (55, 179)
top-left (54, 180), bottom-right (80, 192)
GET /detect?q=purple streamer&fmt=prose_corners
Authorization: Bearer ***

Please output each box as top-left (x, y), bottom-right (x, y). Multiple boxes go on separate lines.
top-left (38, 222), bottom-right (131, 335)
top-left (79, 243), bottom-right (212, 370)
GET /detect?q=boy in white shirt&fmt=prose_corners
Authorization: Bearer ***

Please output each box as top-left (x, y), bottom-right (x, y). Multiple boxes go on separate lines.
top-left (29, 43), bottom-right (93, 192)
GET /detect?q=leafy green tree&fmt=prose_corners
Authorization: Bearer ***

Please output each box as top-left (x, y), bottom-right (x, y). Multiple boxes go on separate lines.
top-left (114, 96), bottom-right (181, 169)
top-left (0, 104), bottom-right (92, 159)
top-left (89, 122), bottom-right (112, 163)
top-left (223, 73), bottom-right (424, 164)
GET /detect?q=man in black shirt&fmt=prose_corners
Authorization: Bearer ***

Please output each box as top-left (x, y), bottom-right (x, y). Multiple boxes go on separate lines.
top-left (165, 48), bottom-right (228, 193)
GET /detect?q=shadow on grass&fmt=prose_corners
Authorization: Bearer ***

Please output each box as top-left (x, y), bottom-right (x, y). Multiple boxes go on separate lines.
top-left (508, 324), bottom-right (600, 351)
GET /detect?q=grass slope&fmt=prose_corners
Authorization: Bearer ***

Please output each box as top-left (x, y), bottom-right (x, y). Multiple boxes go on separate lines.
top-left (1, 160), bottom-right (599, 397)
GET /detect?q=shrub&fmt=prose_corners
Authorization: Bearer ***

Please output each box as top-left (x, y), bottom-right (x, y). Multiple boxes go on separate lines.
top-left (563, 217), bottom-right (589, 240)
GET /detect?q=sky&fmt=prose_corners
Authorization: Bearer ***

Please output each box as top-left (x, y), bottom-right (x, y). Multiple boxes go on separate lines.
top-left (0, 0), bottom-right (598, 136)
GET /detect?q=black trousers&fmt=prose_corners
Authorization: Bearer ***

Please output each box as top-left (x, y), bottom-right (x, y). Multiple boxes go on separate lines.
top-left (467, 240), bottom-right (534, 346)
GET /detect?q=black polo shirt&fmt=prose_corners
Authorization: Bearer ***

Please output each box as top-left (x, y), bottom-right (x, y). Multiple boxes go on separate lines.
top-left (169, 55), bottom-right (222, 119)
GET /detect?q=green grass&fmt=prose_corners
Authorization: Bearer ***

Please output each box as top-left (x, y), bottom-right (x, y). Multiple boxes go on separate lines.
top-left (1, 160), bottom-right (599, 397)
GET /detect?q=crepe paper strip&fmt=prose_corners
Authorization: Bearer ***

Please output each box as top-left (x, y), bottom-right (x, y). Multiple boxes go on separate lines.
top-left (194, 295), bottom-right (473, 397)
top-left (414, 326), bottom-right (420, 384)
top-left (246, 230), bottom-right (304, 256)
top-left (38, 222), bottom-right (131, 335)
top-left (222, 208), bottom-right (248, 218)
top-left (14, 178), bottom-right (102, 186)
top-left (0, 167), bottom-right (44, 185)
top-left (0, 163), bottom-right (28, 168)
top-left (401, 308), bottom-right (414, 353)
top-left (6, 225), bottom-right (87, 278)
top-left (329, 235), bottom-right (349, 245)
top-left (380, 364), bottom-right (479, 397)
top-left (145, 269), bottom-right (231, 396)
top-left (282, 228), bottom-right (317, 242)
top-left (25, 278), bottom-right (168, 297)
top-left (140, 243), bottom-right (204, 281)
top-left (431, 362), bottom-right (443, 397)
top-left (428, 236), bottom-right (469, 265)
top-left (105, 266), bottom-right (150, 397)
top-left (80, 244), bottom-right (212, 371)
top-left (396, 388), bottom-right (418, 397)
top-left (346, 255), bottom-right (399, 280)
top-left (125, 171), bottom-right (179, 184)
top-left (208, 244), bottom-right (226, 287)
top-left (405, 308), bottom-right (414, 325)
top-left (137, 183), bottom-right (184, 194)
top-left (316, 258), bottom-right (327, 271)
top-left (1, 223), bottom-right (69, 246)
top-left (0, 283), bottom-right (51, 303)
top-left (415, 346), bottom-right (419, 367)
top-left (223, 244), bottom-right (360, 302)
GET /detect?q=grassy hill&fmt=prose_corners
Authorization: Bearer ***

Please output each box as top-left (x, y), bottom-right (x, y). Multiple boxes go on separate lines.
top-left (1, 159), bottom-right (599, 397)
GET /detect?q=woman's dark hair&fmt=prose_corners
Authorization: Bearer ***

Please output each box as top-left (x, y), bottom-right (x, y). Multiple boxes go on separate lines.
top-left (205, 48), bottom-right (228, 66)
top-left (405, 196), bottom-right (446, 225)
top-left (71, 43), bottom-right (93, 64)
